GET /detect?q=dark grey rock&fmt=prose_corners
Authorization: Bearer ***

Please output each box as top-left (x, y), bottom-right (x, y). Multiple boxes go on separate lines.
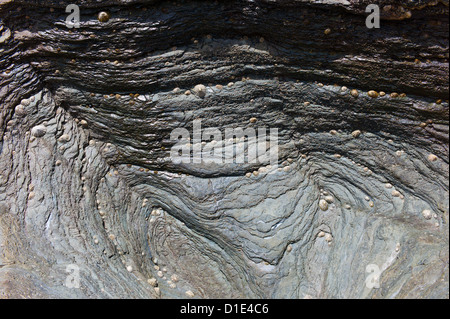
top-left (0, 0), bottom-right (448, 299)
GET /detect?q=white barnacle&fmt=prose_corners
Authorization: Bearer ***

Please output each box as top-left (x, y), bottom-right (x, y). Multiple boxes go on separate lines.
top-left (319, 199), bottom-right (329, 211)
top-left (31, 125), bottom-right (47, 138)
top-left (391, 190), bottom-right (401, 198)
top-left (15, 104), bottom-right (26, 116)
top-left (148, 278), bottom-right (158, 287)
top-left (259, 167), bottom-right (268, 174)
top-left (422, 209), bottom-right (432, 220)
top-left (193, 84), bottom-right (207, 98)
top-left (58, 134), bottom-right (71, 143)
top-left (428, 154), bottom-right (438, 162)
top-left (325, 195), bottom-right (334, 204)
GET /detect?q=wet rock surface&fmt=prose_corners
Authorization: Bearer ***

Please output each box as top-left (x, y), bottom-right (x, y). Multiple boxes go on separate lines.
top-left (0, 0), bottom-right (448, 298)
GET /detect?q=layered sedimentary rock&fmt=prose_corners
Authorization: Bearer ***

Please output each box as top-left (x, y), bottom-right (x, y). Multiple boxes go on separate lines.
top-left (0, 0), bottom-right (448, 298)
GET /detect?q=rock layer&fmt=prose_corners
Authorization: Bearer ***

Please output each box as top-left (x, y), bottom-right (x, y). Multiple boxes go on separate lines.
top-left (0, 0), bottom-right (448, 298)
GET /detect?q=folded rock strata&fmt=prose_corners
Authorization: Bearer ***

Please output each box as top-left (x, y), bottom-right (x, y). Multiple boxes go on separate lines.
top-left (0, 0), bottom-right (448, 298)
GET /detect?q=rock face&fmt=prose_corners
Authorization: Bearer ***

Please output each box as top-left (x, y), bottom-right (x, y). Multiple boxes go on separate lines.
top-left (0, 0), bottom-right (448, 299)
